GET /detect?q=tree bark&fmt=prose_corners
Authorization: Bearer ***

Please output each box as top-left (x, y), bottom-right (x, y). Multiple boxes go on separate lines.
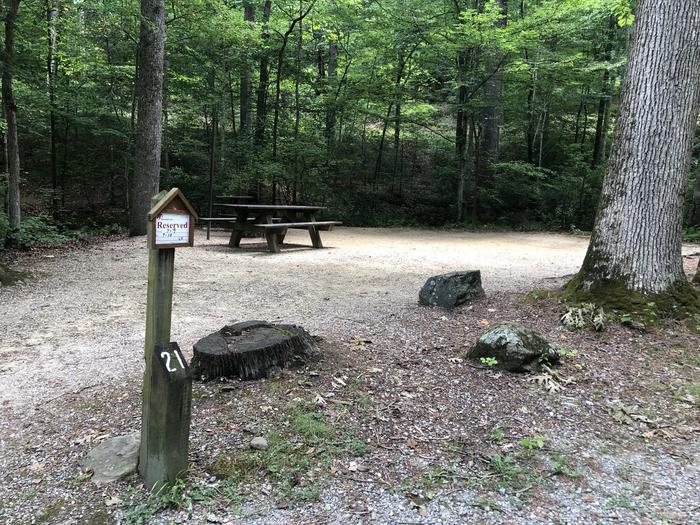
top-left (254, 0), bottom-right (272, 147)
top-left (3, 0), bottom-right (21, 231)
top-left (129, 0), bottom-right (165, 236)
top-left (568, 0), bottom-right (700, 306)
top-left (325, 40), bottom-right (337, 156)
top-left (591, 16), bottom-right (616, 168)
top-left (46, 0), bottom-right (59, 213)
top-left (239, 1), bottom-right (254, 137)
top-left (691, 167), bottom-right (700, 227)
top-left (477, 0), bottom-right (506, 178)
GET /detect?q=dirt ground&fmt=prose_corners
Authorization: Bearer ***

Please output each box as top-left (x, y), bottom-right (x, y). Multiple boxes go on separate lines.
top-left (1, 228), bottom-right (699, 525)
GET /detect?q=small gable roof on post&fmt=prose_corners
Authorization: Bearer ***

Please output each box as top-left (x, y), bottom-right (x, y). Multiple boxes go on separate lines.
top-left (148, 188), bottom-right (198, 222)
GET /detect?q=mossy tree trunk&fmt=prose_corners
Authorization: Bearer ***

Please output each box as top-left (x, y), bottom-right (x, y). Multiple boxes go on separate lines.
top-left (567, 0), bottom-right (700, 311)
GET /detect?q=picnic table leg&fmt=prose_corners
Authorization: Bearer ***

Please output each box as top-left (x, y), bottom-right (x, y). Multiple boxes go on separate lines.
top-left (309, 226), bottom-right (323, 248)
top-left (303, 212), bottom-right (323, 249)
top-left (265, 228), bottom-right (286, 253)
top-left (229, 228), bottom-right (244, 248)
top-left (228, 210), bottom-right (248, 248)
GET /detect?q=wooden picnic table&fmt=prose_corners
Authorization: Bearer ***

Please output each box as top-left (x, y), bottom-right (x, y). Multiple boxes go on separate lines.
top-left (215, 195), bottom-right (254, 202)
top-left (220, 204), bottom-right (341, 253)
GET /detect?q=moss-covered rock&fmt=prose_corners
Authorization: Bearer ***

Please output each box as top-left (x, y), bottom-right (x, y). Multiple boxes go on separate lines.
top-left (466, 323), bottom-right (559, 373)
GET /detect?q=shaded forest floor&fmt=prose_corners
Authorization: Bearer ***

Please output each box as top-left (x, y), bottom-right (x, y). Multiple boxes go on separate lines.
top-left (0, 228), bottom-right (699, 524)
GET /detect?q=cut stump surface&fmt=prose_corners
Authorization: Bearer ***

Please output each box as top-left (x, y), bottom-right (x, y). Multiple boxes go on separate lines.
top-left (191, 321), bottom-right (320, 381)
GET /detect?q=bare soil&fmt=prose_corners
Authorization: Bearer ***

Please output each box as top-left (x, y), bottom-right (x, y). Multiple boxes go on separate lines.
top-left (0, 228), bottom-right (698, 525)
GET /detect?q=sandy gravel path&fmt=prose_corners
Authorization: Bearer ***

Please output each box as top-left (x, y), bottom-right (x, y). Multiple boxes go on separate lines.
top-left (0, 228), bottom-right (695, 410)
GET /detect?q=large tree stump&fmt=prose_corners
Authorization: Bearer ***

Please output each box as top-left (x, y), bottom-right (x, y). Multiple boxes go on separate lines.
top-left (190, 321), bottom-right (320, 381)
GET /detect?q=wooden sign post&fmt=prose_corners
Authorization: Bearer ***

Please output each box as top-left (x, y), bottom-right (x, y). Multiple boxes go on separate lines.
top-left (140, 188), bottom-right (197, 490)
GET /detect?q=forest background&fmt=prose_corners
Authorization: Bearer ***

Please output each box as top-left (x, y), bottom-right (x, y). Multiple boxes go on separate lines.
top-left (1, 0), bottom-right (698, 249)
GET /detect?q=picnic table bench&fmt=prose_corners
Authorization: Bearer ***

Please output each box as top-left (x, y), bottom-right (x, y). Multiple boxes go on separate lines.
top-left (219, 204), bottom-right (341, 253)
top-left (199, 196), bottom-right (255, 239)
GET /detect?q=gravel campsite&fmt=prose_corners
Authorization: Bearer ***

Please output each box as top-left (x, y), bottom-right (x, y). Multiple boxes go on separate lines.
top-left (1, 228), bottom-right (699, 524)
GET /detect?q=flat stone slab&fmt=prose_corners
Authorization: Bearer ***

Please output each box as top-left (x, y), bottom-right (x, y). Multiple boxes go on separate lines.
top-left (419, 270), bottom-right (485, 308)
top-left (81, 432), bottom-right (140, 485)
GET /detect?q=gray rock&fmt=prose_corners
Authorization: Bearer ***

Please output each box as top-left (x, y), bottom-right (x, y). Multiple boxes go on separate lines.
top-left (250, 437), bottom-right (269, 450)
top-left (81, 432), bottom-right (140, 485)
top-left (419, 271), bottom-right (485, 308)
top-left (466, 323), bottom-right (559, 372)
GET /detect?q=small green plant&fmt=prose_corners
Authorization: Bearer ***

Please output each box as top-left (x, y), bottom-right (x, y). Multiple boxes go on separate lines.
top-left (519, 434), bottom-right (547, 452)
top-left (489, 425), bottom-right (504, 443)
top-left (345, 436), bottom-right (369, 456)
top-left (123, 479), bottom-right (217, 525)
top-left (555, 347), bottom-right (578, 358)
top-left (550, 453), bottom-right (582, 478)
top-left (489, 454), bottom-right (524, 485)
top-left (480, 357), bottom-right (498, 367)
top-left (605, 494), bottom-right (635, 511)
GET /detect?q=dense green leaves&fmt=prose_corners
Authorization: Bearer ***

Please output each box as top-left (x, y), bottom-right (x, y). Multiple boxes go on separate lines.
top-left (3, 0), bottom-right (685, 234)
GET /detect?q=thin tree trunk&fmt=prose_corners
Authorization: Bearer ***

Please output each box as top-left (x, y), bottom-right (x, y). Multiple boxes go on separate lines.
top-left (391, 52), bottom-right (404, 193)
top-left (525, 64), bottom-right (536, 165)
top-left (591, 16), bottom-right (616, 168)
top-left (2, 0), bottom-right (21, 230)
top-left (477, 0), bottom-right (506, 178)
top-left (227, 70), bottom-right (237, 138)
top-left (691, 166), bottom-right (700, 227)
top-left (254, 0), bottom-right (272, 147)
top-left (162, 54), bottom-right (170, 177)
top-left (240, 1), bottom-right (254, 137)
top-left (47, 0), bottom-right (59, 213)
top-left (271, 2), bottom-right (315, 161)
top-left (325, 40), bottom-right (337, 156)
top-left (206, 73), bottom-right (218, 241)
top-left (570, 0), bottom-right (700, 299)
top-left (129, 0), bottom-right (165, 236)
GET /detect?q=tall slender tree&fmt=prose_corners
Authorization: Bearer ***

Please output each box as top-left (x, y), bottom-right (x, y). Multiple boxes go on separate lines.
top-left (129, 0), bottom-right (166, 236)
top-left (254, 0), bottom-right (272, 147)
top-left (3, 0), bottom-right (21, 231)
top-left (239, 1), bottom-right (254, 137)
top-left (46, 0), bottom-right (59, 212)
top-left (566, 0), bottom-right (700, 310)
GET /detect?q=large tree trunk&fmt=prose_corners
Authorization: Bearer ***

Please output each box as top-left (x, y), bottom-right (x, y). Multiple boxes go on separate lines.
top-left (239, 1), bottom-right (254, 137)
top-left (3, 0), bottom-right (21, 231)
top-left (566, 0), bottom-right (700, 311)
top-left (129, 0), bottom-right (165, 236)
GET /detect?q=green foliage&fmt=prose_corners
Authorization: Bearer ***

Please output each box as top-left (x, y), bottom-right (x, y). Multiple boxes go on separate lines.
top-left (555, 346), bottom-right (578, 358)
top-left (563, 273), bottom-right (700, 321)
top-left (683, 227), bottom-right (700, 243)
top-left (123, 478), bottom-right (218, 525)
top-left (561, 303), bottom-right (607, 331)
top-left (0, 212), bottom-right (124, 250)
top-left (489, 425), bottom-right (504, 443)
top-left (520, 434), bottom-right (547, 452)
top-left (4, 0), bottom-right (636, 231)
top-left (479, 356), bottom-right (498, 367)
